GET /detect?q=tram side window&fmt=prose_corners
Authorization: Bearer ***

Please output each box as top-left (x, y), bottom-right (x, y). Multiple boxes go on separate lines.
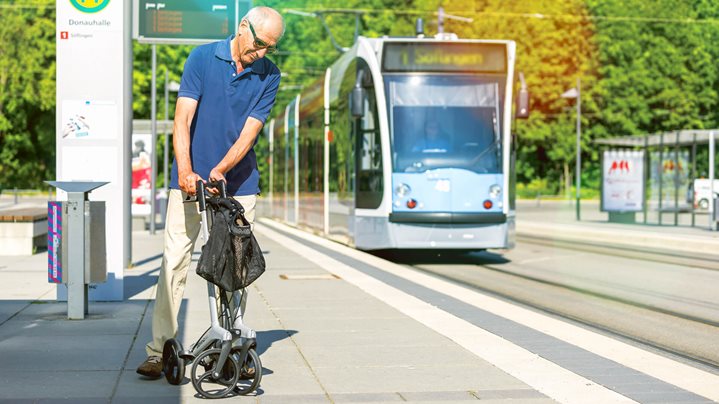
top-left (355, 64), bottom-right (383, 209)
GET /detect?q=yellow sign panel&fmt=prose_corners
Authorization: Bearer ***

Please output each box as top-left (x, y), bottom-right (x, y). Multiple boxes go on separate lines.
top-left (70, 0), bottom-right (110, 13)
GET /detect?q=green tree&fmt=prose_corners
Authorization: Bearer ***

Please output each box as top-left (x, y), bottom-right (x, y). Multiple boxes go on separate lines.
top-left (0, 1), bottom-right (56, 189)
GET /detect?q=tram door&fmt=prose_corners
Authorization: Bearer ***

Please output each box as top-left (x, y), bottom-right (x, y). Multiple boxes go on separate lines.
top-left (354, 63), bottom-right (383, 210)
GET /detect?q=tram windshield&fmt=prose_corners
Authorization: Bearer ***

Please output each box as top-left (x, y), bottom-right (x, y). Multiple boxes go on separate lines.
top-left (385, 75), bottom-right (505, 174)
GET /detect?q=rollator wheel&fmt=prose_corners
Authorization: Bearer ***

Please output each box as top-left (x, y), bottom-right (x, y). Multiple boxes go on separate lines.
top-left (233, 348), bottom-right (262, 395)
top-left (191, 348), bottom-right (240, 399)
top-left (162, 338), bottom-right (185, 385)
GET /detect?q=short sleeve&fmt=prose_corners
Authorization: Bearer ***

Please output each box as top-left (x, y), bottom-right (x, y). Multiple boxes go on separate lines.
top-left (248, 68), bottom-right (281, 124)
top-left (178, 48), bottom-right (204, 100)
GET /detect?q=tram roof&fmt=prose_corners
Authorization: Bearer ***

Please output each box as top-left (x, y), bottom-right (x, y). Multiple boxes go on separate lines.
top-left (594, 130), bottom-right (719, 148)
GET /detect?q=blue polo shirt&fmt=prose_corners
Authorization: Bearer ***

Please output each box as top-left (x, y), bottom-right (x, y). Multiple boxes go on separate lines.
top-left (170, 35), bottom-right (281, 196)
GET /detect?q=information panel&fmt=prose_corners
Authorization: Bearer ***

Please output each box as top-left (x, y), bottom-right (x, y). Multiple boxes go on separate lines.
top-left (382, 42), bottom-right (507, 73)
top-left (602, 150), bottom-right (645, 212)
top-left (133, 0), bottom-right (251, 44)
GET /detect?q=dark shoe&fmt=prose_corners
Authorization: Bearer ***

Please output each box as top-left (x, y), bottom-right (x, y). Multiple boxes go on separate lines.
top-left (136, 355), bottom-right (162, 378)
top-left (239, 366), bottom-right (255, 380)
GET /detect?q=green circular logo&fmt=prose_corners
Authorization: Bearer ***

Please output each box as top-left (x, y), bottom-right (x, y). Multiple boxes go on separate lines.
top-left (70, 0), bottom-right (110, 13)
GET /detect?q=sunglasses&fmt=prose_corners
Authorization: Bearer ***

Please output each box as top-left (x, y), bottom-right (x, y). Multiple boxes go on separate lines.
top-left (246, 19), bottom-right (278, 54)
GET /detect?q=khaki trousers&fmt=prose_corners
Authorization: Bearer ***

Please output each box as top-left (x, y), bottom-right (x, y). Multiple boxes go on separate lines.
top-left (146, 189), bottom-right (256, 356)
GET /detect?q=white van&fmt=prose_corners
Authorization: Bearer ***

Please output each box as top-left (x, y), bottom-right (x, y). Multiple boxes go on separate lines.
top-left (688, 179), bottom-right (719, 210)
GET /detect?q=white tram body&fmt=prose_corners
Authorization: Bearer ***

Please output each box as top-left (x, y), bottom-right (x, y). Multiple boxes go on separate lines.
top-left (262, 35), bottom-right (524, 250)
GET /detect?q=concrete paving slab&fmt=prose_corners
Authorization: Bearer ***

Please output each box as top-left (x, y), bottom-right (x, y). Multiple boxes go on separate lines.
top-left (0, 370), bottom-right (119, 400)
top-left (332, 392), bottom-right (405, 402)
top-left (257, 394), bottom-right (330, 403)
top-left (298, 344), bottom-right (486, 368)
top-left (35, 399), bottom-right (111, 404)
top-left (112, 397), bottom-right (191, 404)
top-left (396, 390), bottom-right (479, 401)
top-left (476, 400), bottom-right (554, 404)
top-left (0, 301), bottom-right (29, 324)
top-left (12, 300), bottom-right (146, 319)
top-left (471, 388), bottom-right (549, 400)
top-left (253, 344), bottom-right (309, 368)
top-left (0, 335), bottom-right (131, 371)
top-left (252, 365), bottom-right (326, 396)
top-left (273, 316), bottom-right (436, 335)
top-left (0, 313), bottom-right (143, 339)
top-left (311, 364), bottom-right (526, 394)
top-left (112, 369), bottom-right (193, 399)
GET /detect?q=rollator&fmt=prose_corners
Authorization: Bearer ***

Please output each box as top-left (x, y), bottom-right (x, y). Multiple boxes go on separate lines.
top-left (162, 180), bottom-right (262, 398)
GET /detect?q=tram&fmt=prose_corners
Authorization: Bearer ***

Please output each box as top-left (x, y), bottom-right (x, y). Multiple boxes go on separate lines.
top-left (262, 33), bottom-right (529, 250)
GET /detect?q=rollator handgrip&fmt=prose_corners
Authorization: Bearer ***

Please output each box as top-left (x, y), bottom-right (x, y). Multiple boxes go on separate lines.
top-left (205, 180), bottom-right (228, 198)
top-left (196, 180), bottom-right (207, 212)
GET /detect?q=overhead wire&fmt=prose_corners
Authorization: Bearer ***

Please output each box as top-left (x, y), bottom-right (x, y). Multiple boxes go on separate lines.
top-left (282, 7), bottom-right (719, 26)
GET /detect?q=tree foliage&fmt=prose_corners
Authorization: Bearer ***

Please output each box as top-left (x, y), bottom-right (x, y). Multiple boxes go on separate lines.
top-left (0, 1), bottom-right (55, 189)
top-left (2, 1), bottom-right (719, 194)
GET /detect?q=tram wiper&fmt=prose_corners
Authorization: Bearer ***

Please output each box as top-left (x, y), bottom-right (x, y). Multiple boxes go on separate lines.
top-left (470, 106), bottom-right (501, 173)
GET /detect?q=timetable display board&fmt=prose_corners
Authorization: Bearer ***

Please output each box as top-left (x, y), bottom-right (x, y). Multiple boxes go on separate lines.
top-left (382, 42), bottom-right (507, 73)
top-left (133, 0), bottom-right (251, 44)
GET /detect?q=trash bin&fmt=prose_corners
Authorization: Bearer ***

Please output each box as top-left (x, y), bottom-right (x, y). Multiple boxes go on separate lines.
top-left (46, 181), bottom-right (108, 319)
top-left (47, 201), bottom-right (107, 284)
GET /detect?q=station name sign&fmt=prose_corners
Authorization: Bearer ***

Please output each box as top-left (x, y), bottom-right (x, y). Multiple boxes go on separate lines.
top-left (382, 42), bottom-right (507, 73)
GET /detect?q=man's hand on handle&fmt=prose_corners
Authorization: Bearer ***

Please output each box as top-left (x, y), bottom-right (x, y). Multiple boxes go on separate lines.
top-left (179, 171), bottom-right (203, 196)
top-left (208, 167), bottom-right (227, 195)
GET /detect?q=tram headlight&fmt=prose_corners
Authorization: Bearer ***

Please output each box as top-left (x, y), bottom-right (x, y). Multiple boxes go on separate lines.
top-left (489, 184), bottom-right (501, 199)
top-left (395, 183), bottom-right (411, 198)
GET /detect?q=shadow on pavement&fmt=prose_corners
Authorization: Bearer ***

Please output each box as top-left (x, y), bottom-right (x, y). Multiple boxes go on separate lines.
top-left (131, 253), bottom-right (163, 268)
top-left (124, 267), bottom-right (160, 299)
top-left (256, 329), bottom-right (298, 356)
top-left (372, 249), bottom-right (510, 265)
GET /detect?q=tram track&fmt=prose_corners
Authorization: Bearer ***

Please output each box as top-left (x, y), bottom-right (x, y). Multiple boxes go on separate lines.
top-left (398, 251), bottom-right (719, 373)
top-left (517, 234), bottom-right (719, 272)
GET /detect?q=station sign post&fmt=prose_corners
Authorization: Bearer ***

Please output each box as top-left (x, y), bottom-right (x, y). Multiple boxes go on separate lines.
top-left (56, 0), bottom-right (132, 301)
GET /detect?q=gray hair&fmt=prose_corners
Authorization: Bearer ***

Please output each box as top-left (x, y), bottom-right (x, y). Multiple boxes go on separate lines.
top-left (243, 6), bottom-right (285, 39)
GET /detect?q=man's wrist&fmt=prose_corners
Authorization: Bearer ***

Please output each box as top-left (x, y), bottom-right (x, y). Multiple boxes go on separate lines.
top-left (178, 165), bottom-right (193, 176)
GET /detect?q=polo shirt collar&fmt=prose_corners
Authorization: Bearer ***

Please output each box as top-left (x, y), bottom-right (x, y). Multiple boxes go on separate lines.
top-left (214, 36), bottom-right (233, 62)
top-left (214, 35), bottom-right (269, 75)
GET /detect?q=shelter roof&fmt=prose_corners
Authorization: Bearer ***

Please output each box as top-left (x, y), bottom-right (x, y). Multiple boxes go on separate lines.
top-left (594, 130), bottom-right (719, 148)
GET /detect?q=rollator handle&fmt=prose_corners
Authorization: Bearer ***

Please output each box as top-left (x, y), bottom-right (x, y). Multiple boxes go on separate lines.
top-left (196, 180), bottom-right (207, 212)
top-left (205, 180), bottom-right (228, 198)
top-left (195, 180), bottom-right (227, 212)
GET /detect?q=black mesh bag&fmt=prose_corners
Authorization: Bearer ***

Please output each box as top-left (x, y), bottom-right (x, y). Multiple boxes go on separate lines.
top-left (196, 197), bottom-right (266, 292)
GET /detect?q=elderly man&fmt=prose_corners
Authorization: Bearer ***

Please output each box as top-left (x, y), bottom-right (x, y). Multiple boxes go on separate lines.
top-left (137, 6), bottom-right (284, 378)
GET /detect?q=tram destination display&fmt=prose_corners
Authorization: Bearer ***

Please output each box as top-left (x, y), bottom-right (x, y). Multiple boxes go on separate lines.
top-left (382, 42), bottom-right (507, 73)
top-left (133, 0), bottom-right (250, 44)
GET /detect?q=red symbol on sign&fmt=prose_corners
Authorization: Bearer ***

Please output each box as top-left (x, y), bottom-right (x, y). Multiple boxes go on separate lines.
top-left (663, 159), bottom-right (683, 173)
top-left (608, 160), bottom-right (630, 175)
top-left (60, 31), bottom-right (69, 39)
